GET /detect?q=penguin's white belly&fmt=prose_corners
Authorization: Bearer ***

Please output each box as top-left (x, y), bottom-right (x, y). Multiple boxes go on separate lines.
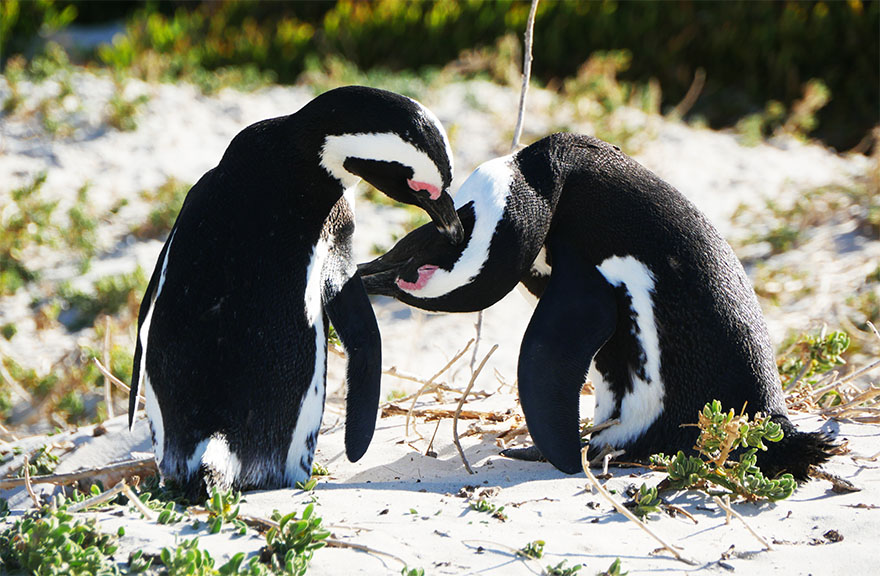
top-left (284, 235), bottom-right (331, 484)
top-left (591, 255), bottom-right (666, 449)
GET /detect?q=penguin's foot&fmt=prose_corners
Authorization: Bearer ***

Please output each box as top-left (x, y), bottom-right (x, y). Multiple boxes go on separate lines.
top-left (500, 444), bottom-right (546, 463)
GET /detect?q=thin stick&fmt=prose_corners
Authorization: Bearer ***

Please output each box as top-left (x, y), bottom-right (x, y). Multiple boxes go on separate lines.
top-left (123, 483), bottom-right (156, 520)
top-left (712, 495), bottom-right (772, 550)
top-left (93, 357), bottom-right (144, 406)
top-left (67, 480), bottom-right (128, 513)
top-left (405, 339), bottom-right (474, 436)
top-left (102, 316), bottom-right (114, 419)
top-left (453, 345), bottom-right (499, 474)
top-left (581, 447), bottom-right (696, 565)
top-left (0, 457), bottom-right (157, 489)
top-left (325, 538), bottom-right (410, 567)
top-left (468, 312), bottom-right (483, 376)
top-left (511, 0), bottom-right (540, 150)
top-left (381, 368), bottom-right (490, 402)
top-left (23, 455), bottom-right (40, 508)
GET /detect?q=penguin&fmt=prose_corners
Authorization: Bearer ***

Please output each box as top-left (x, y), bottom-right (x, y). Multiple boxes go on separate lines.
top-left (358, 132), bottom-right (834, 481)
top-left (129, 86), bottom-right (464, 498)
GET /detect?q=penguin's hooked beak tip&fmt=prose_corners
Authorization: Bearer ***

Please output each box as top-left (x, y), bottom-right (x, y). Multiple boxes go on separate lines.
top-left (440, 221), bottom-right (465, 245)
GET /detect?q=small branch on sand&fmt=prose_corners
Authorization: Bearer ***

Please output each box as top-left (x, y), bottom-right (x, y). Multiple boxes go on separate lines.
top-left (325, 538), bottom-right (410, 568)
top-left (23, 455), bottom-right (40, 508)
top-left (67, 480), bottom-right (129, 513)
top-left (0, 457), bottom-right (157, 490)
top-left (382, 404), bottom-right (512, 422)
top-left (93, 357), bottom-right (144, 406)
top-left (581, 447), bottom-right (697, 565)
top-left (123, 482), bottom-right (156, 520)
top-left (454, 345), bottom-right (499, 474)
top-left (713, 495), bottom-right (772, 551)
top-left (102, 315), bottom-right (115, 419)
top-left (511, 0), bottom-right (540, 151)
top-left (405, 339), bottom-right (474, 437)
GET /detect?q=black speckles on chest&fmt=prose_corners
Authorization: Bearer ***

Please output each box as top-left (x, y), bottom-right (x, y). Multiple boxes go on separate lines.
top-left (593, 286), bottom-right (649, 395)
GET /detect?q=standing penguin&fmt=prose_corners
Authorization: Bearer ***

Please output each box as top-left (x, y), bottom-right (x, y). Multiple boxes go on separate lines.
top-left (129, 86), bottom-right (463, 497)
top-left (358, 132), bottom-right (834, 480)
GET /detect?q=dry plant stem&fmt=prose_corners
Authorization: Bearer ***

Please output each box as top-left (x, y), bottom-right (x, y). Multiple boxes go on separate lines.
top-left (93, 357), bottom-right (144, 406)
top-left (67, 480), bottom-right (128, 513)
top-left (454, 344), bottom-right (499, 474)
top-left (580, 447), bottom-right (696, 565)
top-left (461, 539), bottom-right (545, 572)
top-left (0, 457), bottom-right (158, 489)
top-left (23, 455), bottom-right (40, 508)
top-left (0, 421), bottom-right (18, 441)
top-left (671, 67), bottom-right (706, 118)
top-left (712, 495), bottom-right (772, 551)
top-left (511, 0), bottom-right (539, 151)
top-left (405, 339), bottom-right (474, 436)
top-left (468, 312), bottom-right (483, 376)
top-left (325, 538), bottom-right (410, 568)
top-left (123, 483), bottom-right (156, 520)
top-left (103, 315), bottom-right (114, 419)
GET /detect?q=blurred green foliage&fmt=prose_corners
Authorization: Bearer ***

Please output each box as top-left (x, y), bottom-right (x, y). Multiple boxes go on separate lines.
top-left (2, 1), bottom-right (877, 149)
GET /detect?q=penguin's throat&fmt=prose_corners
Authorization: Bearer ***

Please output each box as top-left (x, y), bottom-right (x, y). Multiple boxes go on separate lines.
top-left (396, 264), bottom-right (439, 291)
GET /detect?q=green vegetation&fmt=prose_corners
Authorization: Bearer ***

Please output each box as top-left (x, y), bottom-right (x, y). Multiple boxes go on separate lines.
top-left (778, 329), bottom-right (850, 390)
top-left (205, 488), bottom-right (248, 535)
top-left (650, 400), bottom-right (796, 502)
top-left (132, 177), bottom-right (190, 239)
top-left (545, 560), bottom-right (582, 576)
top-left (627, 483), bottom-right (661, 520)
top-left (598, 558), bottom-right (627, 576)
top-left (0, 498), bottom-right (121, 575)
top-left (516, 539), bottom-right (545, 560)
top-left (263, 503), bottom-right (330, 576)
top-left (17, 444), bottom-right (59, 477)
top-left (469, 498), bottom-right (508, 521)
top-left (2, 1), bottom-right (876, 149)
top-left (0, 173), bottom-right (56, 296)
top-left (56, 267), bottom-right (147, 331)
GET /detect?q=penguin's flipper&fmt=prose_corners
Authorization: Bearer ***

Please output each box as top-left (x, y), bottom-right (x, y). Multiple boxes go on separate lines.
top-left (518, 241), bottom-right (617, 474)
top-left (324, 273), bottom-right (382, 462)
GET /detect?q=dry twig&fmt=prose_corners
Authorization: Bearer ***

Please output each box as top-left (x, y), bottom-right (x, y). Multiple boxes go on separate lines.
top-left (102, 315), bottom-right (114, 419)
top-left (713, 495), bottom-right (772, 550)
top-left (0, 457), bottom-right (157, 489)
top-left (580, 447), bottom-right (697, 565)
top-left (454, 345), bottom-right (499, 474)
top-left (404, 339), bottom-right (474, 437)
top-left (23, 455), bottom-right (40, 508)
top-left (67, 480), bottom-right (128, 513)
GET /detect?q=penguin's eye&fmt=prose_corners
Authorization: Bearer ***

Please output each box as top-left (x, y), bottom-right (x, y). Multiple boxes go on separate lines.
top-left (396, 264), bottom-right (439, 292)
top-left (406, 179), bottom-right (441, 200)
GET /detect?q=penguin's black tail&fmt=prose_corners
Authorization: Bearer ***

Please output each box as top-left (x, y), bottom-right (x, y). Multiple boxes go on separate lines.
top-left (757, 415), bottom-right (837, 481)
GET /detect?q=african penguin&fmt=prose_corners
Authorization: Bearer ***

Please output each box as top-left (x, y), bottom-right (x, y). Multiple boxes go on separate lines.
top-left (129, 86), bottom-right (464, 498)
top-left (358, 132), bottom-right (834, 481)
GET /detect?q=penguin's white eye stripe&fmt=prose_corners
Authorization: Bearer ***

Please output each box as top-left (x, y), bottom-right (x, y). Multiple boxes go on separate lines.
top-left (321, 132), bottom-right (445, 192)
top-left (407, 97), bottom-right (454, 175)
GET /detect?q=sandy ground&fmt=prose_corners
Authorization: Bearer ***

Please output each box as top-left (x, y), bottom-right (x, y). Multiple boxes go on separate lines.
top-left (0, 70), bottom-right (878, 575)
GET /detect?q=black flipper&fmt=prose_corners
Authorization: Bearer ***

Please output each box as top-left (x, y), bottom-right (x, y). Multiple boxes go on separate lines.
top-left (517, 240), bottom-right (618, 474)
top-left (324, 273), bottom-right (382, 462)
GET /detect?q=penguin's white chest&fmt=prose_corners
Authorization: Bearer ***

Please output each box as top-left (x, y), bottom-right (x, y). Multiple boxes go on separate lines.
top-left (591, 255), bottom-right (666, 449)
top-left (285, 235), bottom-right (332, 483)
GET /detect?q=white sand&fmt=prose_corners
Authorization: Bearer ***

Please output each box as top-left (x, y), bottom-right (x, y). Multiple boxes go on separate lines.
top-left (0, 70), bottom-right (877, 575)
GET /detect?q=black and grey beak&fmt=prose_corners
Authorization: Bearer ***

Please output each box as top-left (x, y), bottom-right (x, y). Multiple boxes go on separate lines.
top-left (419, 192), bottom-right (464, 245)
top-left (357, 255), bottom-right (410, 296)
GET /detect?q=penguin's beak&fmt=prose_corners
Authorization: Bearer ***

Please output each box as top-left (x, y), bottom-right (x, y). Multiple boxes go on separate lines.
top-left (420, 193), bottom-right (464, 245)
top-left (357, 256), bottom-right (410, 296)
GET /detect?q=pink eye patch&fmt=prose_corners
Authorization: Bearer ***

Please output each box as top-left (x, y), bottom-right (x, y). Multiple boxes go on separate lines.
top-left (396, 264), bottom-right (439, 291)
top-left (407, 179), bottom-right (441, 200)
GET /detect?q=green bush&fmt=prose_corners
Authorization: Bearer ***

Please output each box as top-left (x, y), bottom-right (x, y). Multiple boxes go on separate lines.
top-left (2, 1), bottom-right (878, 149)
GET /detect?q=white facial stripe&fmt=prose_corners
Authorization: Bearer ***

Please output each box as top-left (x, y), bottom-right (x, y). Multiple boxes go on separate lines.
top-left (398, 155), bottom-right (514, 299)
top-left (321, 132), bottom-right (444, 192)
top-left (592, 255), bottom-right (665, 448)
top-left (186, 434), bottom-right (242, 487)
top-left (408, 96), bottom-right (454, 176)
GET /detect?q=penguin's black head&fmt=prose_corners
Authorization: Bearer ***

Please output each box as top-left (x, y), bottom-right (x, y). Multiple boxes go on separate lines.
top-left (312, 86), bottom-right (463, 244)
top-left (358, 202), bottom-right (473, 303)
top-left (358, 154), bottom-right (531, 312)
